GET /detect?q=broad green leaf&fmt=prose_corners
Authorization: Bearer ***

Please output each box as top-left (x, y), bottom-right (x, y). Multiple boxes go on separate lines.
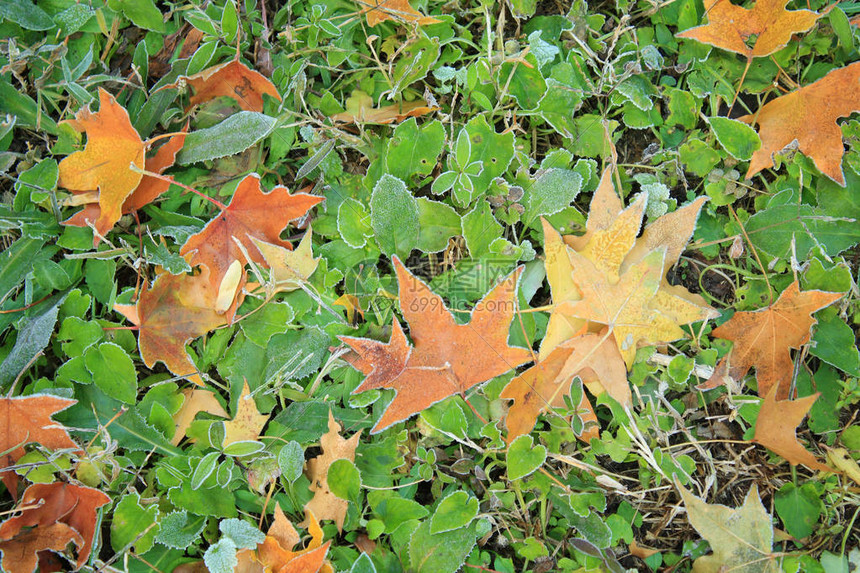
top-left (13, 158), bottom-right (58, 208)
top-left (459, 116), bottom-right (516, 204)
top-left (568, 114), bottom-right (619, 158)
top-left (810, 307), bottom-right (860, 376)
top-left (328, 458), bottom-right (361, 501)
top-left (108, 0), bottom-right (164, 31)
top-left (84, 342), bottom-right (137, 405)
top-left (461, 200), bottom-right (502, 260)
top-left (746, 203), bottom-right (860, 258)
top-left (220, 518), bottom-right (265, 549)
top-left (417, 198), bottom-right (460, 253)
top-left (0, 290), bottom-right (67, 387)
top-left (239, 302), bottom-right (293, 346)
top-left (350, 552), bottom-right (377, 573)
top-left (338, 197), bottom-right (373, 249)
top-left (177, 112), bottom-right (277, 164)
top-left (500, 54), bottom-right (546, 111)
top-left (58, 317), bottom-right (103, 358)
top-left (0, 237), bottom-right (46, 301)
top-left (111, 492), bottom-right (160, 553)
top-left (386, 118), bottom-right (445, 180)
top-left (204, 538), bottom-right (238, 573)
top-left (524, 168), bottom-right (583, 224)
top-left (408, 519), bottom-right (479, 573)
top-left (155, 511), bottom-right (206, 549)
top-left (0, 78), bottom-right (58, 134)
top-left (707, 117), bottom-right (761, 161)
top-left (53, 4), bottom-right (95, 35)
top-left (0, 0), bottom-right (54, 30)
top-left (506, 435), bottom-right (546, 481)
top-left (192, 452), bottom-right (221, 490)
top-left (370, 174), bottom-right (419, 257)
top-left (277, 441), bottom-right (304, 483)
top-left (371, 496), bottom-right (430, 534)
top-left (222, 440), bottom-right (265, 456)
top-left (431, 491), bottom-right (478, 534)
top-left (774, 483), bottom-right (821, 540)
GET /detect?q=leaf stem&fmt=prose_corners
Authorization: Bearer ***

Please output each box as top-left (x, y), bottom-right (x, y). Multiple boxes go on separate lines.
top-left (727, 204), bottom-right (773, 304)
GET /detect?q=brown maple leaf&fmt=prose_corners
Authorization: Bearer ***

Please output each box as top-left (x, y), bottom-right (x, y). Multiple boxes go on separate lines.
top-left (305, 412), bottom-right (361, 533)
top-left (63, 126), bottom-right (187, 229)
top-left (0, 394), bottom-right (81, 498)
top-left (676, 0), bottom-right (826, 60)
top-left (710, 280), bottom-right (843, 400)
top-left (354, 0), bottom-right (440, 27)
top-left (500, 331), bottom-right (628, 442)
top-left (332, 91), bottom-right (438, 124)
top-left (114, 267), bottom-right (229, 386)
top-left (169, 58), bottom-right (282, 112)
top-left (339, 257), bottom-right (533, 433)
top-left (58, 88), bottom-right (146, 244)
top-left (0, 482), bottom-right (111, 570)
top-left (223, 380), bottom-right (269, 447)
top-left (179, 174), bottom-right (324, 299)
top-left (739, 62), bottom-right (860, 185)
top-left (0, 522), bottom-right (83, 573)
top-left (753, 386), bottom-right (830, 472)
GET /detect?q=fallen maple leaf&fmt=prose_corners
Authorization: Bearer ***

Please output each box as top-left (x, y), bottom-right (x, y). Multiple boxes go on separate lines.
top-left (250, 227), bottom-right (320, 295)
top-left (0, 394), bottom-right (81, 498)
top-left (676, 0), bottom-right (826, 60)
top-left (168, 58), bottom-right (282, 112)
top-left (114, 267), bottom-right (229, 386)
top-left (332, 91), bottom-right (437, 124)
top-left (58, 88), bottom-right (146, 244)
top-left (63, 125), bottom-right (188, 233)
top-left (222, 381), bottom-right (269, 447)
top-left (739, 62), bottom-right (860, 185)
top-left (710, 280), bottom-right (843, 399)
top-left (171, 388), bottom-right (229, 446)
top-left (0, 482), bottom-right (111, 570)
top-left (678, 483), bottom-right (780, 573)
top-left (339, 256), bottom-right (533, 433)
top-left (354, 0), bottom-right (441, 27)
top-left (500, 331), bottom-right (628, 442)
top-left (0, 522), bottom-right (83, 573)
top-left (305, 412), bottom-right (362, 533)
top-left (179, 174), bottom-right (323, 300)
top-left (753, 385), bottom-right (830, 472)
top-left (542, 167), bottom-right (715, 360)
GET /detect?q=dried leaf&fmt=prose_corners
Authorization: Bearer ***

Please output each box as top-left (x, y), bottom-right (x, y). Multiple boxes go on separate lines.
top-left (0, 482), bottom-right (111, 569)
top-left (339, 257), bottom-right (533, 433)
top-left (305, 412), bottom-right (361, 532)
top-left (332, 91), bottom-right (437, 124)
top-left (676, 0), bottom-right (825, 59)
top-left (739, 62), bottom-right (860, 185)
top-left (223, 381), bottom-right (269, 446)
top-left (114, 267), bottom-right (229, 386)
top-left (0, 522), bottom-right (82, 573)
top-left (251, 228), bottom-right (320, 294)
top-left (171, 58), bottom-right (282, 112)
top-left (172, 388), bottom-right (229, 446)
top-left (500, 331), bottom-right (628, 441)
top-left (180, 174), bottom-right (323, 299)
top-left (678, 483), bottom-right (780, 573)
top-left (58, 88), bottom-right (146, 244)
top-left (63, 126), bottom-right (188, 229)
top-left (753, 386), bottom-right (830, 472)
top-left (0, 394), bottom-right (81, 497)
top-left (354, 0), bottom-right (441, 27)
top-left (710, 281), bottom-right (843, 399)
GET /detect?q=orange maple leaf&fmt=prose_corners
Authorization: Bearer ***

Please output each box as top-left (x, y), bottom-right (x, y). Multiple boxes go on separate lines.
top-left (676, 0), bottom-right (826, 60)
top-left (171, 58), bottom-right (282, 112)
top-left (339, 257), bottom-right (533, 433)
top-left (0, 394), bottom-right (81, 498)
top-left (58, 88), bottom-right (146, 244)
top-left (63, 126), bottom-right (188, 230)
top-left (305, 412), bottom-right (361, 533)
top-left (500, 331), bottom-right (628, 442)
top-left (354, 0), bottom-right (441, 27)
top-left (0, 522), bottom-right (83, 573)
top-left (179, 174), bottom-right (324, 299)
top-left (710, 280), bottom-right (843, 400)
top-left (236, 506), bottom-right (333, 573)
top-left (114, 267), bottom-right (229, 386)
top-left (739, 62), bottom-right (860, 185)
top-left (0, 482), bottom-right (110, 570)
top-left (753, 386), bottom-right (830, 472)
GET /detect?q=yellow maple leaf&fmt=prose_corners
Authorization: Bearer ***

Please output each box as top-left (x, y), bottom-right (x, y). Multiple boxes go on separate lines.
top-left (223, 381), bottom-right (269, 446)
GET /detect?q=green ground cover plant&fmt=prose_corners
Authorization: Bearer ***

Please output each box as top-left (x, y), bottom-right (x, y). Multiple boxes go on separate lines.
top-left (1, 0), bottom-right (860, 571)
